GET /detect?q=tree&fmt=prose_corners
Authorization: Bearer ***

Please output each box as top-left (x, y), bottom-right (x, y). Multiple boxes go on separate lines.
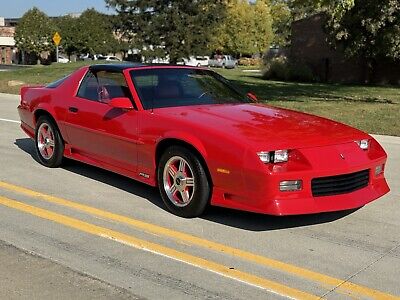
top-left (106, 0), bottom-right (226, 63)
top-left (211, 0), bottom-right (274, 56)
top-left (55, 15), bottom-right (81, 59)
top-left (270, 1), bottom-right (292, 47)
top-left (14, 8), bottom-right (55, 64)
top-left (77, 9), bottom-right (116, 55)
top-left (326, 0), bottom-right (400, 62)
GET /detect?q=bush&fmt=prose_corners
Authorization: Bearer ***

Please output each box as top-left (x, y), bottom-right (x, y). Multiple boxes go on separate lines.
top-left (262, 57), bottom-right (318, 82)
top-left (262, 56), bottom-right (290, 80)
top-left (288, 62), bottom-right (316, 82)
top-left (238, 57), bottom-right (262, 66)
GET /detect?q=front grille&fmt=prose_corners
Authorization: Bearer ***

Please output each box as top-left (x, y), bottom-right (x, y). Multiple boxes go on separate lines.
top-left (311, 169), bottom-right (370, 197)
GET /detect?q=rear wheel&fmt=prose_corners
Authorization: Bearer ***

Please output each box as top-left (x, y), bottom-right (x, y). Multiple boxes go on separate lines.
top-left (158, 146), bottom-right (210, 218)
top-left (35, 116), bottom-right (64, 168)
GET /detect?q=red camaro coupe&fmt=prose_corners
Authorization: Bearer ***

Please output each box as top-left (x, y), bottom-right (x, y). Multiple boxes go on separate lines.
top-left (18, 64), bottom-right (390, 217)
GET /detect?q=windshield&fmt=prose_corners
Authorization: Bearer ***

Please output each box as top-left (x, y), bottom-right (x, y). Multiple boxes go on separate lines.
top-left (130, 68), bottom-right (250, 109)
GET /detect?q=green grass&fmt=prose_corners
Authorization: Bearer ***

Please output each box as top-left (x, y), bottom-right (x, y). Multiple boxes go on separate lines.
top-left (217, 68), bottom-right (400, 136)
top-left (0, 62), bottom-right (98, 95)
top-left (1, 63), bottom-right (399, 136)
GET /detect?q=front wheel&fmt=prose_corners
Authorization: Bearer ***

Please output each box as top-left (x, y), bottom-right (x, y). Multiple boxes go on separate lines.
top-left (34, 116), bottom-right (64, 168)
top-left (158, 146), bottom-right (211, 218)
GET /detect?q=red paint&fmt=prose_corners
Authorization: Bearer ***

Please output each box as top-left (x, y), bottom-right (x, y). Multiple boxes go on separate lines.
top-left (17, 65), bottom-right (390, 215)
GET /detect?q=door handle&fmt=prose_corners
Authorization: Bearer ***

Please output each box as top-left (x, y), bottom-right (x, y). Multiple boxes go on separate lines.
top-left (69, 107), bottom-right (78, 113)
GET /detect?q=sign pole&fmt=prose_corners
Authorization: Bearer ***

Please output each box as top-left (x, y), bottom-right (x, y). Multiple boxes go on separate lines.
top-left (52, 32), bottom-right (62, 63)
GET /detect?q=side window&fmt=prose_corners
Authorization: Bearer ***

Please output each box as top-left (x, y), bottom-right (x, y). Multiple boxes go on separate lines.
top-left (77, 70), bottom-right (132, 103)
top-left (77, 71), bottom-right (99, 101)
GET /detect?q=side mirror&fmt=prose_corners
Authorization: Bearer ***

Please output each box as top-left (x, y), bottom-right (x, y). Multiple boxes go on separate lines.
top-left (247, 92), bottom-right (258, 103)
top-left (108, 97), bottom-right (134, 110)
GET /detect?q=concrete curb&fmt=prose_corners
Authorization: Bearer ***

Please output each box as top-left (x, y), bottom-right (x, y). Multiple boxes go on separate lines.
top-left (372, 134), bottom-right (400, 145)
top-left (0, 93), bottom-right (19, 100)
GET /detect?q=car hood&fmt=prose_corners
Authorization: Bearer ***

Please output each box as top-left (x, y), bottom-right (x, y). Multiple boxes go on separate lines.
top-left (155, 103), bottom-right (369, 150)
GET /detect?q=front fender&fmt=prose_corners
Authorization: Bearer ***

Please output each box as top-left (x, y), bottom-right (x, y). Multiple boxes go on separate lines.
top-left (158, 130), bottom-right (208, 159)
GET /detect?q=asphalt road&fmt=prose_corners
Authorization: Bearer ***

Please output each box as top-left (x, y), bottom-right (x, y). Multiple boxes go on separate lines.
top-left (0, 93), bottom-right (399, 299)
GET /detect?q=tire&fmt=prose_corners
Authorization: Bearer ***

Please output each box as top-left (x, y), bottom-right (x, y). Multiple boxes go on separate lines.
top-left (34, 115), bottom-right (64, 168)
top-left (158, 146), bottom-right (211, 218)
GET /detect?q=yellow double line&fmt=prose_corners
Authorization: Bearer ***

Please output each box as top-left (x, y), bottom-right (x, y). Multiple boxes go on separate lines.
top-left (0, 181), bottom-right (398, 299)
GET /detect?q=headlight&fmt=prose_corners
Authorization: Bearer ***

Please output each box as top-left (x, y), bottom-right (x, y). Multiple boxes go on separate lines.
top-left (356, 139), bottom-right (369, 150)
top-left (257, 151), bottom-right (271, 163)
top-left (273, 150), bottom-right (289, 163)
top-left (257, 150), bottom-right (289, 163)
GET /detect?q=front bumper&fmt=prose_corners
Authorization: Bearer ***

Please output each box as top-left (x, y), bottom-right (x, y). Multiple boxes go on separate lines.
top-left (211, 141), bottom-right (390, 215)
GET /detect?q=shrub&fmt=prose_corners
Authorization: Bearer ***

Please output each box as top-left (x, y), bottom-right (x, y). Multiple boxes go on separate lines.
top-left (238, 57), bottom-right (262, 66)
top-left (262, 56), bottom-right (290, 80)
top-left (288, 62), bottom-right (316, 82)
top-left (262, 57), bottom-right (317, 82)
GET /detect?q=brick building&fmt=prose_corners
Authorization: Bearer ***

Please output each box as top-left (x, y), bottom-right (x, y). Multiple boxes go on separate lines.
top-left (0, 17), bottom-right (17, 65)
top-left (291, 13), bottom-right (400, 85)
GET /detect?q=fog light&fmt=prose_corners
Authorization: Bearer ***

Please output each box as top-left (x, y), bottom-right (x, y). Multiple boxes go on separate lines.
top-left (375, 164), bottom-right (384, 176)
top-left (280, 180), bottom-right (302, 192)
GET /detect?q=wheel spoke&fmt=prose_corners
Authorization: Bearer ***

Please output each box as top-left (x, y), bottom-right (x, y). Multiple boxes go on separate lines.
top-left (43, 126), bottom-right (50, 139)
top-left (180, 190), bottom-right (190, 203)
top-left (169, 184), bottom-right (178, 195)
top-left (48, 140), bottom-right (55, 147)
top-left (46, 146), bottom-right (54, 158)
top-left (39, 132), bottom-right (45, 143)
top-left (185, 177), bottom-right (194, 187)
top-left (178, 159), bottom-right (185, 172)
top-left (168, 165), bottom-right (177, 177)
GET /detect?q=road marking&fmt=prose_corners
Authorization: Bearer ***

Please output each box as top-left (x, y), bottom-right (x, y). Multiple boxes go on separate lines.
top-left (0, 195), bottom-right (318, 300)
top-left (0, 181), bottom-right (398, 299)
top-left (0, 118), bottom-right (20, 124)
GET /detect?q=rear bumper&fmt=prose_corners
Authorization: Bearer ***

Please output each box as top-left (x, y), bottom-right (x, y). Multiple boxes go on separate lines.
top-left (20, 121), bottom-right (35, 139)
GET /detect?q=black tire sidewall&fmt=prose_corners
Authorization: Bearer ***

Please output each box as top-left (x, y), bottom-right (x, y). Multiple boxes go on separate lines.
top-left (34, 116), bottom-right (64, 168)
top-left (158, 146), bottom-right (211, 218)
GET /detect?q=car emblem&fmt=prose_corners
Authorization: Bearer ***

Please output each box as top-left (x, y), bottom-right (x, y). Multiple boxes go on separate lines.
top-left (340, 154), bottom-right (345, 160)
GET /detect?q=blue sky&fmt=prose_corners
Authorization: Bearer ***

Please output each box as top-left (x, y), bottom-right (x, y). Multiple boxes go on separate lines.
top-left (1, 0), bottom-right (112, 18)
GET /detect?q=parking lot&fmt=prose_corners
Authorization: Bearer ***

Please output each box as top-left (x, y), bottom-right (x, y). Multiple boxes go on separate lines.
top-left (0, 92), bottom-right (399, 299)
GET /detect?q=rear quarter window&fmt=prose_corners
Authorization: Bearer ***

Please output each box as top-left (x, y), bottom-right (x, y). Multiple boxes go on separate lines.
top-left (46, 74), bottom-right (70, 88)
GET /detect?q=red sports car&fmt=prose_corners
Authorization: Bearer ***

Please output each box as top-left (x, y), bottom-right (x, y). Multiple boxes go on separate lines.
top-left (18, 64), bottom-right (390, 217)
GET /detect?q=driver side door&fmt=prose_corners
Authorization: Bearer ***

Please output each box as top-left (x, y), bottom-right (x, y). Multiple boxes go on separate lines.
top-left (64, 70), bottom-right (139, 172)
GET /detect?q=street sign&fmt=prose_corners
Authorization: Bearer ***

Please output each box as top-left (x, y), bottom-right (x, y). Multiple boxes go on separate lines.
top-left (53, 32), bottom-right (62, 46)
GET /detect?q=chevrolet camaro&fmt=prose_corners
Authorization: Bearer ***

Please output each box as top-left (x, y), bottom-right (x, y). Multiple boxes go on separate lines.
top-left (17, 64), bottom-right (390, 217)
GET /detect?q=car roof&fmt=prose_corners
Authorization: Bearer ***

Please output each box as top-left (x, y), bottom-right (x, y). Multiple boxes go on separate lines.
top-left (88, 63), bottom-right (206, 73)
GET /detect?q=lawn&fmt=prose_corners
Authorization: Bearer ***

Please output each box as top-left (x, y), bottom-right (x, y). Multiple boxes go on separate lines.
top-left (0, 63), bottom-right (399, 136)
